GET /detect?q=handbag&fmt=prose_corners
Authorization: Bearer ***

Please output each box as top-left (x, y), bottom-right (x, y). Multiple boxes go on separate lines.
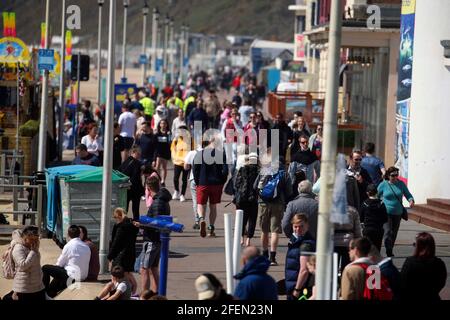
top-left (387, 183), bottom-right (408, 221)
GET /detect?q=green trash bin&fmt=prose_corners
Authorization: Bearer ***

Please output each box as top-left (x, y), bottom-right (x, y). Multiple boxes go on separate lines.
top-left (59, 167), bottom-right (131, 246)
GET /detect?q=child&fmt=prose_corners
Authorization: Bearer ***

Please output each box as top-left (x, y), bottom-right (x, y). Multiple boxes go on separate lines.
top-left (95, 266), bottom-right (131, 300)
top-left (143, 164), bottom-right (161, 209)
top-left (138, 176), bottom-right (171, 294)
top-left (305, 255), bottom-right (316, 300)
top-left (360, 184), bottom-right (388, 251)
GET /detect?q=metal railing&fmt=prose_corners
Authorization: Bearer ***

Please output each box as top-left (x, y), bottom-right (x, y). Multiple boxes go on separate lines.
top-left (0, 182), bottom-right (44, 234)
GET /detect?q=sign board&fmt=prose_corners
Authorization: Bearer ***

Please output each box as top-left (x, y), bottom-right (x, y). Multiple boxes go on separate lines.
top-left (38, 49), bottom-right (55, 71)
top-left (156, 58), bottom-right (163, 72)
top-left (139, 54), bottom-right (148, 65)
top-left (114, 83), bottom-right (137, 114)
top-left (294, 34), bottom-right (305, 61)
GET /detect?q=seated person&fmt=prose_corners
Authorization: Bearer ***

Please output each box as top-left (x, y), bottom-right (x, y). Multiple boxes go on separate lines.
top-left (95, 266), bottom-right (131, 300)
top-left (42, 225), bottom-right (91, 298)
top-left (72, 144), bottom-right (101, 166)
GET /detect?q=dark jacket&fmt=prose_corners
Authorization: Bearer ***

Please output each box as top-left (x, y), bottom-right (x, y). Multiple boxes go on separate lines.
top-left (400, 256), bottom-right (447, 300)
top-left (234, 164), bottom-right (259, 205)
top-left (193, 148), bottom-right (228, 186)
top-left (108, 217), bottom-right (139, 272)
top-left (272, 121), bottom-right (292, 155)
top-left (144, 188), bottom-right (172, 243)
top-left (188, 107), bottom-right (208, 131)
top-left (136, 133), bottom-right (156, 162)
top-left (154, 132), bottom-right (171, 160)
top-left (119, 156), bottom-right (144, 196)
top-left (72, 153), bottom-right (100, 166)
top-left (378, 258), bottom-right (401, 300)
top-left (360, 198), bottom-right (388, 230)
top-left (113, 135), bottom-right (125, 170)
top-left (347, 166), bottom-right (372, 207)
top-left (234, 255), bottom-right (278, 300)
top-left (282, 193), bottom-right (318, 239)
top-left (285, 232), bottom-right (315, 297)
top-left (291, 148), bottom-right (317, 166)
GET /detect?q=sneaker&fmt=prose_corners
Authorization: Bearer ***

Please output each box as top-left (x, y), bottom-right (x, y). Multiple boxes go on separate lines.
top-left (180, 195), bottom-right (186, 202)
top-left (199, 220), bottom-right (207, 238)
top-left (193, 222), bottom-right (200, 230)
top-left (172, 191), bottom-right (180, 200)
top-left (208, 230), bottom-right (216, 237)
top-left (270, 259), bottom-right (278, 266)
top-left (161, 182), bottom-right (166, 187)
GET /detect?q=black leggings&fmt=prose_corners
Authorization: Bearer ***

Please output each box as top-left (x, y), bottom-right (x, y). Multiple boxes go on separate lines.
top-left (127, 191), bottom-right (142, 221)
top-left (363, 227), bottom-right (384, 252)
top-left (173, 165), bottom-right (189, 195)
top-left (237, 202), bottom-right (258, 239)
top-left (42, 265), bottom-right (69, 298)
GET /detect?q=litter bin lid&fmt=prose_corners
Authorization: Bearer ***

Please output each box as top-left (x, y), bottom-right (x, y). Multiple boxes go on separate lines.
top-left (63, 167), bottom-right (129, 183)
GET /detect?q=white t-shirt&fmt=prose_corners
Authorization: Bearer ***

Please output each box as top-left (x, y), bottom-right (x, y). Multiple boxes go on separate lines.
top-left (118, 111), bottom-right (137, 138)
top-left (184, 148), bottom-right (202, 181)
top-left (81, 135), bottom-right (103, 156)
top-left (56, 238), bottom-right (91, 281)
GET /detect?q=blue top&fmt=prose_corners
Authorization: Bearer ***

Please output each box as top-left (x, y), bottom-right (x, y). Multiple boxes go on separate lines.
top-left (361, 155), bottom-right (385, 185)
top-left (234, 256), bottom-right (278, 300)
top-left (377, 180), bottom-right (414, 215)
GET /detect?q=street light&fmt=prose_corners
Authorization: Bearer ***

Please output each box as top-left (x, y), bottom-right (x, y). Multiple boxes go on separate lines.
top-left (141, 1), bottom-right (149, 86)
top-left (151, 7), bottom-right (160, 79)
top-left (163, 14), bottom-right (170, 85)
top-left (169, 17), bottom-right (174, 85)
top-left (58, 0), bottom-right (67, 161)
top-left (97, 0), bottom-right (105, 107)
top-left (121, 0), bottom-right (130, 83)
top-left (37, 0), bottom-right (50, 171)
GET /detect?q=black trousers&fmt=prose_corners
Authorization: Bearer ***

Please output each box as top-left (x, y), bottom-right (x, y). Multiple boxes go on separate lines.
top-left (42, 265), bottom-right (69, 298)
top-left (173, 165), bottom-right (189, 195)
top-left (237, 202), bottom-right (258, 239)
top-left (127, 190), bottom-right (142, 221)
top-left (363, 227), bottom-right (384, 252)
top-left (334, 246), bottom-right (351, 275)
top-left (384, 215), bottom-right (402, 255)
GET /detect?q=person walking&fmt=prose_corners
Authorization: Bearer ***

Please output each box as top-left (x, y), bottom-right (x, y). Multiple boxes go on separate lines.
top-left (135, 121), bottom-right (156, 167)
top-left (360, 184), bottom-right (388, 252)
top-left (347, 150), bottom-right (373, 211)
top-left (118, 103), bottom-right (137, 162)
top-left (153, 119), bottom-right (171, 187)
top-left (234, 152), bottom-right (259, 247)
top-left (171, 126), bottom-right (190, 202)
top-left (400, 232), bottom-right (447, 300)
top-left (184, 143), bottom-right (203, 229)
top-left (377, 166), bottom-right (414, 257)
top-left (119, 145), bottom-right (144, 221)
top-left (113, 123), bottom-right (125, 170)
top-left (285, 214), bottom-right (315, 300)
top-left (361, 142), bottom-right (386, 186)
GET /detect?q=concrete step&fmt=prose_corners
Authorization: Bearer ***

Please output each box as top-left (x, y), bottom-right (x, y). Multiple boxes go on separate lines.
top-left (427, 198), bottom-right (450, 211)
top-left (409, 209), bottom-right (450, 232)
top-left (413, 204), bottom-right (450, 221)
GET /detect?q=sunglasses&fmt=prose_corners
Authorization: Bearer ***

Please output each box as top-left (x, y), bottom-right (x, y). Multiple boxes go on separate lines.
top-left (300, 140), bottom-right (308, 144)
top-left (390, 173), bottom-right (399, 177)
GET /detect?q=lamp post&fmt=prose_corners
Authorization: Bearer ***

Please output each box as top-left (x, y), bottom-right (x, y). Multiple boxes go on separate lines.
top-left (151, 7), bottom-right (159, 79)
top-left (169, 17), bottom-right (174, 85)
top-left (162, 14), bottom-right (169, 86)
top-left (178, 24), bottom-right (185, 84)
top-left (184, 24), bottom-right (189, 79)
top-left (121, 0), bottom-right (130, 83)
top-left (58, 0), bottom-right (67, 161)
top-left (141, 2), bottom-right (149, 86)
top-left (100, 0), bottom-right (117, 274)
top-left (97, 0), bottom-right (104, 107)
top-left (37, 0), bottom-right (50, 171)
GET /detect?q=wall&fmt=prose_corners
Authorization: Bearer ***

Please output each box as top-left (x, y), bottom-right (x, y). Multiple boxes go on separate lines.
top-left (408, 0), bottom-right (450, 203)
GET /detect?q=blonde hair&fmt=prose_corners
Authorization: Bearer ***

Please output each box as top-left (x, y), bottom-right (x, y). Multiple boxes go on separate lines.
top-left (113, 208), bottom-right (127, 219)
top-left (307, 255), bottom-right (316, 267)
top-left (291, 213), bottom-right (308, 225)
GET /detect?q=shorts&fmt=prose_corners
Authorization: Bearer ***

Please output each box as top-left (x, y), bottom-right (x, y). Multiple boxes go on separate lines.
top-left (258, 202), bottom-right (284, 233)
top-left (140, 241), bottom-right (161, 269)
top-left (123, 137), bottom-right (135, 149)
top-left (196, 185), bottom-right (223, 205)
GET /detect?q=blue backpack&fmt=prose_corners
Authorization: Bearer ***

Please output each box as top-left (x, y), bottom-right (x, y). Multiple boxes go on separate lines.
top-left (259, 170), bottom-right (284, 202)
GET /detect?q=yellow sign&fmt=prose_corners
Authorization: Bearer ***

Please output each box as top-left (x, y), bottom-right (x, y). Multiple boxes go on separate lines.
top-left (401, 0), bottom-right (416, 15)
top-left (0, 37), bottom-right (31, 65)
top-left (50, 50), bottom-right (61, 79)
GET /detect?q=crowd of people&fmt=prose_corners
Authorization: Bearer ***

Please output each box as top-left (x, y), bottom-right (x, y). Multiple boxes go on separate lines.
top-left (2, 72), bottom-right (448, 301)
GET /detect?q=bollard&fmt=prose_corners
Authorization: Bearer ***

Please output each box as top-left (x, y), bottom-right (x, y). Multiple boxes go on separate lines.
top-left (36, 184), bottom-right (43, 233)
top-left (224, 213), bottom-right (234, 294)
top-left (232, 209), bottom-right (243, 288)
top-left (158, 232), bottom-right (170, 296)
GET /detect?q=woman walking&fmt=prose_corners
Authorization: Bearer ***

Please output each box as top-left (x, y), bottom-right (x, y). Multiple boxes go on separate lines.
top-left (377, 167), bottom-right (414, 257)
top-left (153, 119), bottom-right (171, 187)
top-left (170, 126), bottom-right (190, 202)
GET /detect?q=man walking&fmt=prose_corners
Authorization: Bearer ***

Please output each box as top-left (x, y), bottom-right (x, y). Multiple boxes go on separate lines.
top-left (361, 142), bottom-right (386, 186)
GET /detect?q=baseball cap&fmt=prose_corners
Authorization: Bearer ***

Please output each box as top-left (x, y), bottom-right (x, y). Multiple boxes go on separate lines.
top-left (195, 273), bottom-right (221, 300)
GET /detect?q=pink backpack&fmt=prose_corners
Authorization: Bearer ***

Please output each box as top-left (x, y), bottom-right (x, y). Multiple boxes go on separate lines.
top-left (1, 230), bottom-right (22, 279)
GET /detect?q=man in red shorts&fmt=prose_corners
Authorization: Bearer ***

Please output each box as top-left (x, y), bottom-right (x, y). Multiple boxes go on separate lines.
top-left (193, 137), bottom-right (229, 237)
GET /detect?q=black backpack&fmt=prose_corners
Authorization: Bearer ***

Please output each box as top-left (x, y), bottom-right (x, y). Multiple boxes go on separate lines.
top-left (234, 165), bottom-right (259, 205)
